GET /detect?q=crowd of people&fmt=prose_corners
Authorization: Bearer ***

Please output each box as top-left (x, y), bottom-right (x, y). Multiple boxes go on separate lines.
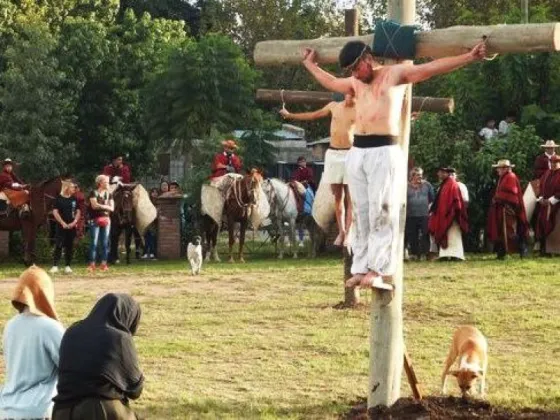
top-left (0, 154), bottom-right (187, 273)
top-left (405, 139), bottom-right (560, 261)
top-left (478, 113), bottom-right (516, 141)
top-left (0, 266), bottom-right (143, 418)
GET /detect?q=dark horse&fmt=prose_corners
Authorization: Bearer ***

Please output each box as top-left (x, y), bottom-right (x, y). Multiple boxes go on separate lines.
top-left (202, 170), bottom-right (262, 263)
top-left (109, 184), bottom-right (141, 265)
top-left (0, 177), bottom-right (64, 265)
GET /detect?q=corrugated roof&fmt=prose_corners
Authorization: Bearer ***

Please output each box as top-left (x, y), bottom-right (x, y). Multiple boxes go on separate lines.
top-left (306, 137), bottom-right (331, 146)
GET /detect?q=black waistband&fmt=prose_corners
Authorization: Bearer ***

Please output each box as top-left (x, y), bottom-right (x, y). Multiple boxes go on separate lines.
top-left (353, 135), bottom-right (398, 148)
top-left (328, 146), bottom-right (351, 150)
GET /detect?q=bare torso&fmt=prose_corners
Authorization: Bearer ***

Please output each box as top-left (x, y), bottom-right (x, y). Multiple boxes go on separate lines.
top-left (329, 101), bottom-right (355, 149)
top-left (351, 67), bottom-right (406, 136)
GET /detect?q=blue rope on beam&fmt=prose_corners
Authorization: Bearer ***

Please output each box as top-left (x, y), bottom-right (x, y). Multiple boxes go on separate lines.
top-left (373, 20), bottom-right (418, 60)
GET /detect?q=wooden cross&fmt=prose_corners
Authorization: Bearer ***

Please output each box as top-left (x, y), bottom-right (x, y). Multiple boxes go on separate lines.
top-left (256, 89), bottom-right (455, 113)
top-left (253, 0), bottom-right (560, 412)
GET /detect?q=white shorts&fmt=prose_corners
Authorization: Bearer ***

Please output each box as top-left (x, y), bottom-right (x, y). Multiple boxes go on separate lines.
top-left (322, 148), bottom-right (349, 184)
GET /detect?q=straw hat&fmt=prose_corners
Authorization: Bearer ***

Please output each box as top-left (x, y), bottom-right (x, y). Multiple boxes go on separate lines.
top-left (492, 159), bottom-right (515, 168)
top-left (2, 158), bottom-right (15, 166)
top-left (222, 140), bottom-right (238, 150)
top-left (11, 266), bottom-right (59, 321)
top-left (540, 140), bottom-right (558, 148)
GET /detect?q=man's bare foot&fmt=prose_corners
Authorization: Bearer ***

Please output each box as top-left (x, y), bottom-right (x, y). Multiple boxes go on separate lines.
top-left (362, 271), bottom-right (393, 291)
top-left (345, 274), bottom-right (364, 288)
top-left (333, 231), bottom-right (345, 247)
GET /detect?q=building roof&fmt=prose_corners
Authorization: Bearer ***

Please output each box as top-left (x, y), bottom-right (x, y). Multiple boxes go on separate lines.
top-left (233, 124), bottom-right (305, 141)
top-left (306, 137), bottom-right (331, 146)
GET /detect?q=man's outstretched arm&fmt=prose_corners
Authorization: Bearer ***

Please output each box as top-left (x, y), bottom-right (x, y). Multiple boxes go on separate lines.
top-left (398, 42), bottom-right (487, 85)
top-left (302, 48), bottom-right (353, 94)
top-left (279, 103), bottom-right (332, 121)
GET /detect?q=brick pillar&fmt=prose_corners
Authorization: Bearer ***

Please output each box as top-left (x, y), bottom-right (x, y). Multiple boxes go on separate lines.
top-left (156, 196), bottom-right (182, 259)
top-left (0, 231), bottom-right (9, 258)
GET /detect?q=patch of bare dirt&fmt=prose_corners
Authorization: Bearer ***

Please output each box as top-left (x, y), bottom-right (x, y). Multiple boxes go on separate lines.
top-left (343, 397), bottom-right (557, 419)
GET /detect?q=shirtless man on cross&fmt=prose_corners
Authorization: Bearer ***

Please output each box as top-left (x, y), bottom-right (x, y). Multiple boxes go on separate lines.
top-left (301, 40), bottom-right (486, 290)
top-left (280, 94), bottom-right (355, 246)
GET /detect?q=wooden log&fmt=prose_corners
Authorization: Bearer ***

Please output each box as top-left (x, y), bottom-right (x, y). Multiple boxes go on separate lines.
top-left (403, 351), bottom-right (423, 401)
top-left (254, 22), bottom-right (560, 66)
top-left (342, 9), bottom-right (361, 309)
top-left (256, 89), bottom-right (454, 113)
top-left (368, 0), bottom-right (413, 410)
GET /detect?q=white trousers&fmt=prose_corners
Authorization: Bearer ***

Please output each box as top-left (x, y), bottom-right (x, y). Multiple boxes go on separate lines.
top-left (346, 145), bottom-right (405, 276)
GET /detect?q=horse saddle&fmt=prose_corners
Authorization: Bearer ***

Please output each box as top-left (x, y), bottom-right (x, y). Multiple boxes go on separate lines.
top-left (288, 181), bottom-right (305, 214)
top-left (1, 189), bottom-right (29, 207)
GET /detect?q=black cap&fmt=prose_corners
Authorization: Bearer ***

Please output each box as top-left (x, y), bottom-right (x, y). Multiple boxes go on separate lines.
top-left (339, 41), bottom-right (371, 69)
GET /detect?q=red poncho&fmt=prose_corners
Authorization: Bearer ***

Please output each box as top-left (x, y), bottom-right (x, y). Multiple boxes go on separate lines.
top-left (103, 164), bottom-right (132, 183)
top-left (535, 169), bottom-right (560, 239)
top-left (487, 171), bottom-right (529, 243)
top-left (428, 177), bottom-right (469, 249)
top-left (210, 152), bottom-right (242, 179)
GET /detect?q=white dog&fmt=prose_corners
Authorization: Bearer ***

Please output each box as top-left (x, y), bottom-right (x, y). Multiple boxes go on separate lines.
top-left (187, 236), bottom-right (203, 276)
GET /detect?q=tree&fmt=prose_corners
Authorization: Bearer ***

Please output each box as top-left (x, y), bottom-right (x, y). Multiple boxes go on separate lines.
top-left (69, 10), bottom-right (186, 181)
top-left (143, 33), bottom-right (260, 165)
top-left (118, 0), bottom-right (201, 35)
top-left (0, 20), bottom-right (77, 181)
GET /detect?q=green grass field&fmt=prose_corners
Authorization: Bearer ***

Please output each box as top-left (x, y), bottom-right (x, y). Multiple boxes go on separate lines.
top-left (0, 255), bottom-right (559, 419)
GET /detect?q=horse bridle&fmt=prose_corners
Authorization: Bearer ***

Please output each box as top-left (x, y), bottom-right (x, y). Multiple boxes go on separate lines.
top-left (264, 179), bottom-right (289, 216)
top-left (231, 175), bottom-right (258, 215)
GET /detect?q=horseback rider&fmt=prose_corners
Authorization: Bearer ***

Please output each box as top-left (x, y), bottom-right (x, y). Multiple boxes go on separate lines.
top-left (210, 140), bottom-right (242, 182)
top-left (0, 158), bottom-right (30, 217)
top-left (103, 154), bottom-right (132, 185)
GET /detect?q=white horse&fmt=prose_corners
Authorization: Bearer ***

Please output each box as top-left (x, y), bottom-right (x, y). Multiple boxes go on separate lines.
top-left (261, 178), bottom-right (301, 259)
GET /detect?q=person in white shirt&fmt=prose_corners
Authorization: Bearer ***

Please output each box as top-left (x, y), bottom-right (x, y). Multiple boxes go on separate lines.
top-left (479, 118), bottom-right (498, 141)
top-left (450, 170), bottom-right (469, 208)
top-left (498, 113), bottom-right (515, 136)
top-left (0, 266), bottom-right (65, 419)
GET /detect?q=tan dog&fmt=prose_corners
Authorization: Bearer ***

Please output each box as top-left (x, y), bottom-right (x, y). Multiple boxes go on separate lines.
top-left (441, 325), bottom-right (488, 397)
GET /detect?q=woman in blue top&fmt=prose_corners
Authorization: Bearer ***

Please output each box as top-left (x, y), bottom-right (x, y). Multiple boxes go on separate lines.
top-left (0, 266), bottom-right (65, 419)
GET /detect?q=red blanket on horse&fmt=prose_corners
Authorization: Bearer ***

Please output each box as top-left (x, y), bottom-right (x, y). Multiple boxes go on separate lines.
top-left (428, 177), bottom-right (468, 249)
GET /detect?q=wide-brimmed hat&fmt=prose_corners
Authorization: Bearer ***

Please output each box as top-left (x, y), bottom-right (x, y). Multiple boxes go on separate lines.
top-left (540, 140), bottom-right (558, 148)
top-left (222, 140), bottom-right (238, 150)
top-left (492, 159), bottom-right (515, 168)
top-left (2, 158), bottom-right (14, 166)
top-left (11, 266), bottom-right (58, 321)
top-left (437, 166), bottom-right (455, 173)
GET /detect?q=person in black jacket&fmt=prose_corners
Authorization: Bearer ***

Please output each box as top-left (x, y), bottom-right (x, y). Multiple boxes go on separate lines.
top-left (52, 293), bottom-right (144, 420)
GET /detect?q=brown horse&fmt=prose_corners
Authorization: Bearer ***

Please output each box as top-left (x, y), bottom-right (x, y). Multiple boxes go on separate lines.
top-left (202, 170), bottom-right (262, 263)
top-left (0, 177), bottom-right (64, 265)
top-left (109, 184), bottom-right (141, 265)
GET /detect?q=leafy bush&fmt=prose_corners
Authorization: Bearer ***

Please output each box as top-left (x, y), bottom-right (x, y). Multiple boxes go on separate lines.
top-left (410, 114), bottom-right (542, 251)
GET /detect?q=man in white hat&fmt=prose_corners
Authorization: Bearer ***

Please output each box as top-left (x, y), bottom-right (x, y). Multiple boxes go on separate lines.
top-left (535, 154), bottom-right (560, 255)
top-left (534, 140), bottom-right (558, 179)
top-left (487, 160), bottom-right (529, 259)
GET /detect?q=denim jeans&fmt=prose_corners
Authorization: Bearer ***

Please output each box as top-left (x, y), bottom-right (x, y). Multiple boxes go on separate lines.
top-left (144, 230), bottom-right (156, 255)
top-left (89, 221), bottom-right (111, 263)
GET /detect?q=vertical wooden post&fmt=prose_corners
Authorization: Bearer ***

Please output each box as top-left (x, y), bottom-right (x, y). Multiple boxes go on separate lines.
top-left (368, 0), bottom-right (415, 410)
top-left (342, 8), bottom-right (360, 308)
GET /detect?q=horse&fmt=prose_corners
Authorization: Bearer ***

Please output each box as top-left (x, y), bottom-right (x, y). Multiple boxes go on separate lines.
top-left (262, 178), bottom-right (319, 259)
top-left (109, 184), bottom-right (142, 265)
top-left (0, 176), bottom-right (64, 265)
top-left (261, 178), bottom-right (301, 259)
top-left (202, 170), bottom-right (262, 263)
